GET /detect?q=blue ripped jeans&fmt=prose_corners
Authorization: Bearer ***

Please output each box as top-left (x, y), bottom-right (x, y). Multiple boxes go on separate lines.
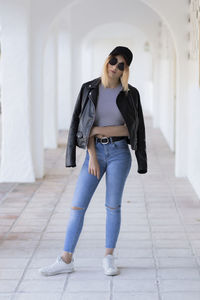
top-left (63, 138), bottom-right (132, 253)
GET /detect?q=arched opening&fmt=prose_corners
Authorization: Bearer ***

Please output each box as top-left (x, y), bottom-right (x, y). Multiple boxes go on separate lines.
top-left (42, 0), bottom-right (177, 164)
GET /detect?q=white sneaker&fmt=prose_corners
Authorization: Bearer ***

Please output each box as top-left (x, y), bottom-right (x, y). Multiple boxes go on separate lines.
top-left (102, 254), bottom-right (120, 276)
top-left (39, 256), bottom-right (75, 276)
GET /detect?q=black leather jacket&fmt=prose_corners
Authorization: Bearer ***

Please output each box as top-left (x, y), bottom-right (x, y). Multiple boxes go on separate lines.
top-left (65, 77), bottom-right (147, 174)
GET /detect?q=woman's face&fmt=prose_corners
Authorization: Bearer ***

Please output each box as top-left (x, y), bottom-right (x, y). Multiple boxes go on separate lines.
top-left (107, 55), bottom-right (126, 80)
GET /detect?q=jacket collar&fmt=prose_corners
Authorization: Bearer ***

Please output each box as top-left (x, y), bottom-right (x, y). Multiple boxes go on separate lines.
top-left (87, 77), bottom-right (101, 89)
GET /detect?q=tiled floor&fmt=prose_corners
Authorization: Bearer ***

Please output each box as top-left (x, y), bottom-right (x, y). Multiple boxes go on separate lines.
top-left (0, 116), bottom-right (200, 300)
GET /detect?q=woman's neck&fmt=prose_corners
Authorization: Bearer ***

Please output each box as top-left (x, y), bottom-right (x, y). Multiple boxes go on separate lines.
top-left (107, 78), bottom-right (121, 88)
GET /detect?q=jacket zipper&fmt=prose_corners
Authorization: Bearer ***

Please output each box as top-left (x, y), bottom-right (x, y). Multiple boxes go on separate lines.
top-left (85, 98), bottom-right (96, 147)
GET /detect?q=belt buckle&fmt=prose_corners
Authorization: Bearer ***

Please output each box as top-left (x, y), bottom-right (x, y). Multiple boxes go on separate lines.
top-left (100, 137), bottom-right (109, 144)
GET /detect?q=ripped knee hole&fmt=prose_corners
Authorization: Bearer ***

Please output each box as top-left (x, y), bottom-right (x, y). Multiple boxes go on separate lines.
top-left (71, 206), bottom-right (84, 210)
top-left (106, 205), bottom-right (121, 209)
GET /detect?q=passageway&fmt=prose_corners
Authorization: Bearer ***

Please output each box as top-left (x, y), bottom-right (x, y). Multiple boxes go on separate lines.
top-left (0, 116), bottom-right (200, 299)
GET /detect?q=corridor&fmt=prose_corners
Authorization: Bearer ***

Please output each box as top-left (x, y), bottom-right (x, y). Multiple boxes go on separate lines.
top-left (0, 115), bottom-right (200, 300)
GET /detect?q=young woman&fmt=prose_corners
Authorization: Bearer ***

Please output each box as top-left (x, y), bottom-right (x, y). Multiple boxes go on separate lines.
top-left (39, 46), bottom-right (147, 276)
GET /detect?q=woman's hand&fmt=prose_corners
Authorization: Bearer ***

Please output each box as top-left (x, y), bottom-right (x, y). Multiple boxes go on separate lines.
top-left (88, 156), bottom-right (100, 180)
top-left (87, 135), bottom-right (100, 179)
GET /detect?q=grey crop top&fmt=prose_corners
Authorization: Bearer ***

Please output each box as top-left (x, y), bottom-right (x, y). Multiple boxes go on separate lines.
top-left (93, 82), bottom-right (125, 126)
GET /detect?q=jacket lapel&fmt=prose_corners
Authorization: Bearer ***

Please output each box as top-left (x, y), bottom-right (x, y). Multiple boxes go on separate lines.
top-left (87, 77), bottom-right (101, 108)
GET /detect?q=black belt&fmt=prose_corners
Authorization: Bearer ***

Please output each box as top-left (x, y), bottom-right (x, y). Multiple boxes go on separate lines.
top-left (95, 136), bottom-right (127, 144)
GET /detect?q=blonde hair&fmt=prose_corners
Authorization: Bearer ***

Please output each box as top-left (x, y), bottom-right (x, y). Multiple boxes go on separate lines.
top-left (101, 54), bottom-right (130, 93)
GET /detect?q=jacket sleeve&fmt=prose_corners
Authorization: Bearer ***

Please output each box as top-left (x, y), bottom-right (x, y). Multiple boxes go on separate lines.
top-left (65, 84), bottom-right (84, 167)
top-left (135, 90), bottom-right (148, 174)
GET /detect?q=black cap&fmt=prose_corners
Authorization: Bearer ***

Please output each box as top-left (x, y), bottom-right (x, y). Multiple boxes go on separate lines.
top-left (109, 46), bottom-right (133, 66)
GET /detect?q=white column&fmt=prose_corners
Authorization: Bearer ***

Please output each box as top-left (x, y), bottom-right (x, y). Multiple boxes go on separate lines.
top-left (57, 30), bottom-right (71, 130)
top-left (175, 53), bottom-right (190, 177)
top-left (0, 26), bottom-right (2, 101)
top-left (70, 34), bottom-right (83, 109)
top-left (142, 50), bottom-right (153, 115)
top-left (152, 57), bottom-right (161, 128)
top-left (0, 0), bottom-right (34, 182)
top-left (43, 30), bottom-right (58, 148)
top-left (30, 30), bottom-right (45, 178)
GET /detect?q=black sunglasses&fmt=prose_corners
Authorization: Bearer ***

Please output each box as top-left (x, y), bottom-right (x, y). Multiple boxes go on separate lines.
top-left (108, 57), bottom-right (125, 71)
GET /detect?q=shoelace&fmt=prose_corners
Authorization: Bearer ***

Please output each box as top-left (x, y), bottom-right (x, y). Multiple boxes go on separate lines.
top-left (46, 257), bottom-right (65, 269)
top-left (46, 257), bottom-right (63, 271)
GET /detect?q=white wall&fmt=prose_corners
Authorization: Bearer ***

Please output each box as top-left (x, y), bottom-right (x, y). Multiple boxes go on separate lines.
top-left (0, 25), bottom-right (2, 102)
top-left (187, 61), bottom-right (200, 197)
top-left (0, 0), bottom-right (34, 182)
